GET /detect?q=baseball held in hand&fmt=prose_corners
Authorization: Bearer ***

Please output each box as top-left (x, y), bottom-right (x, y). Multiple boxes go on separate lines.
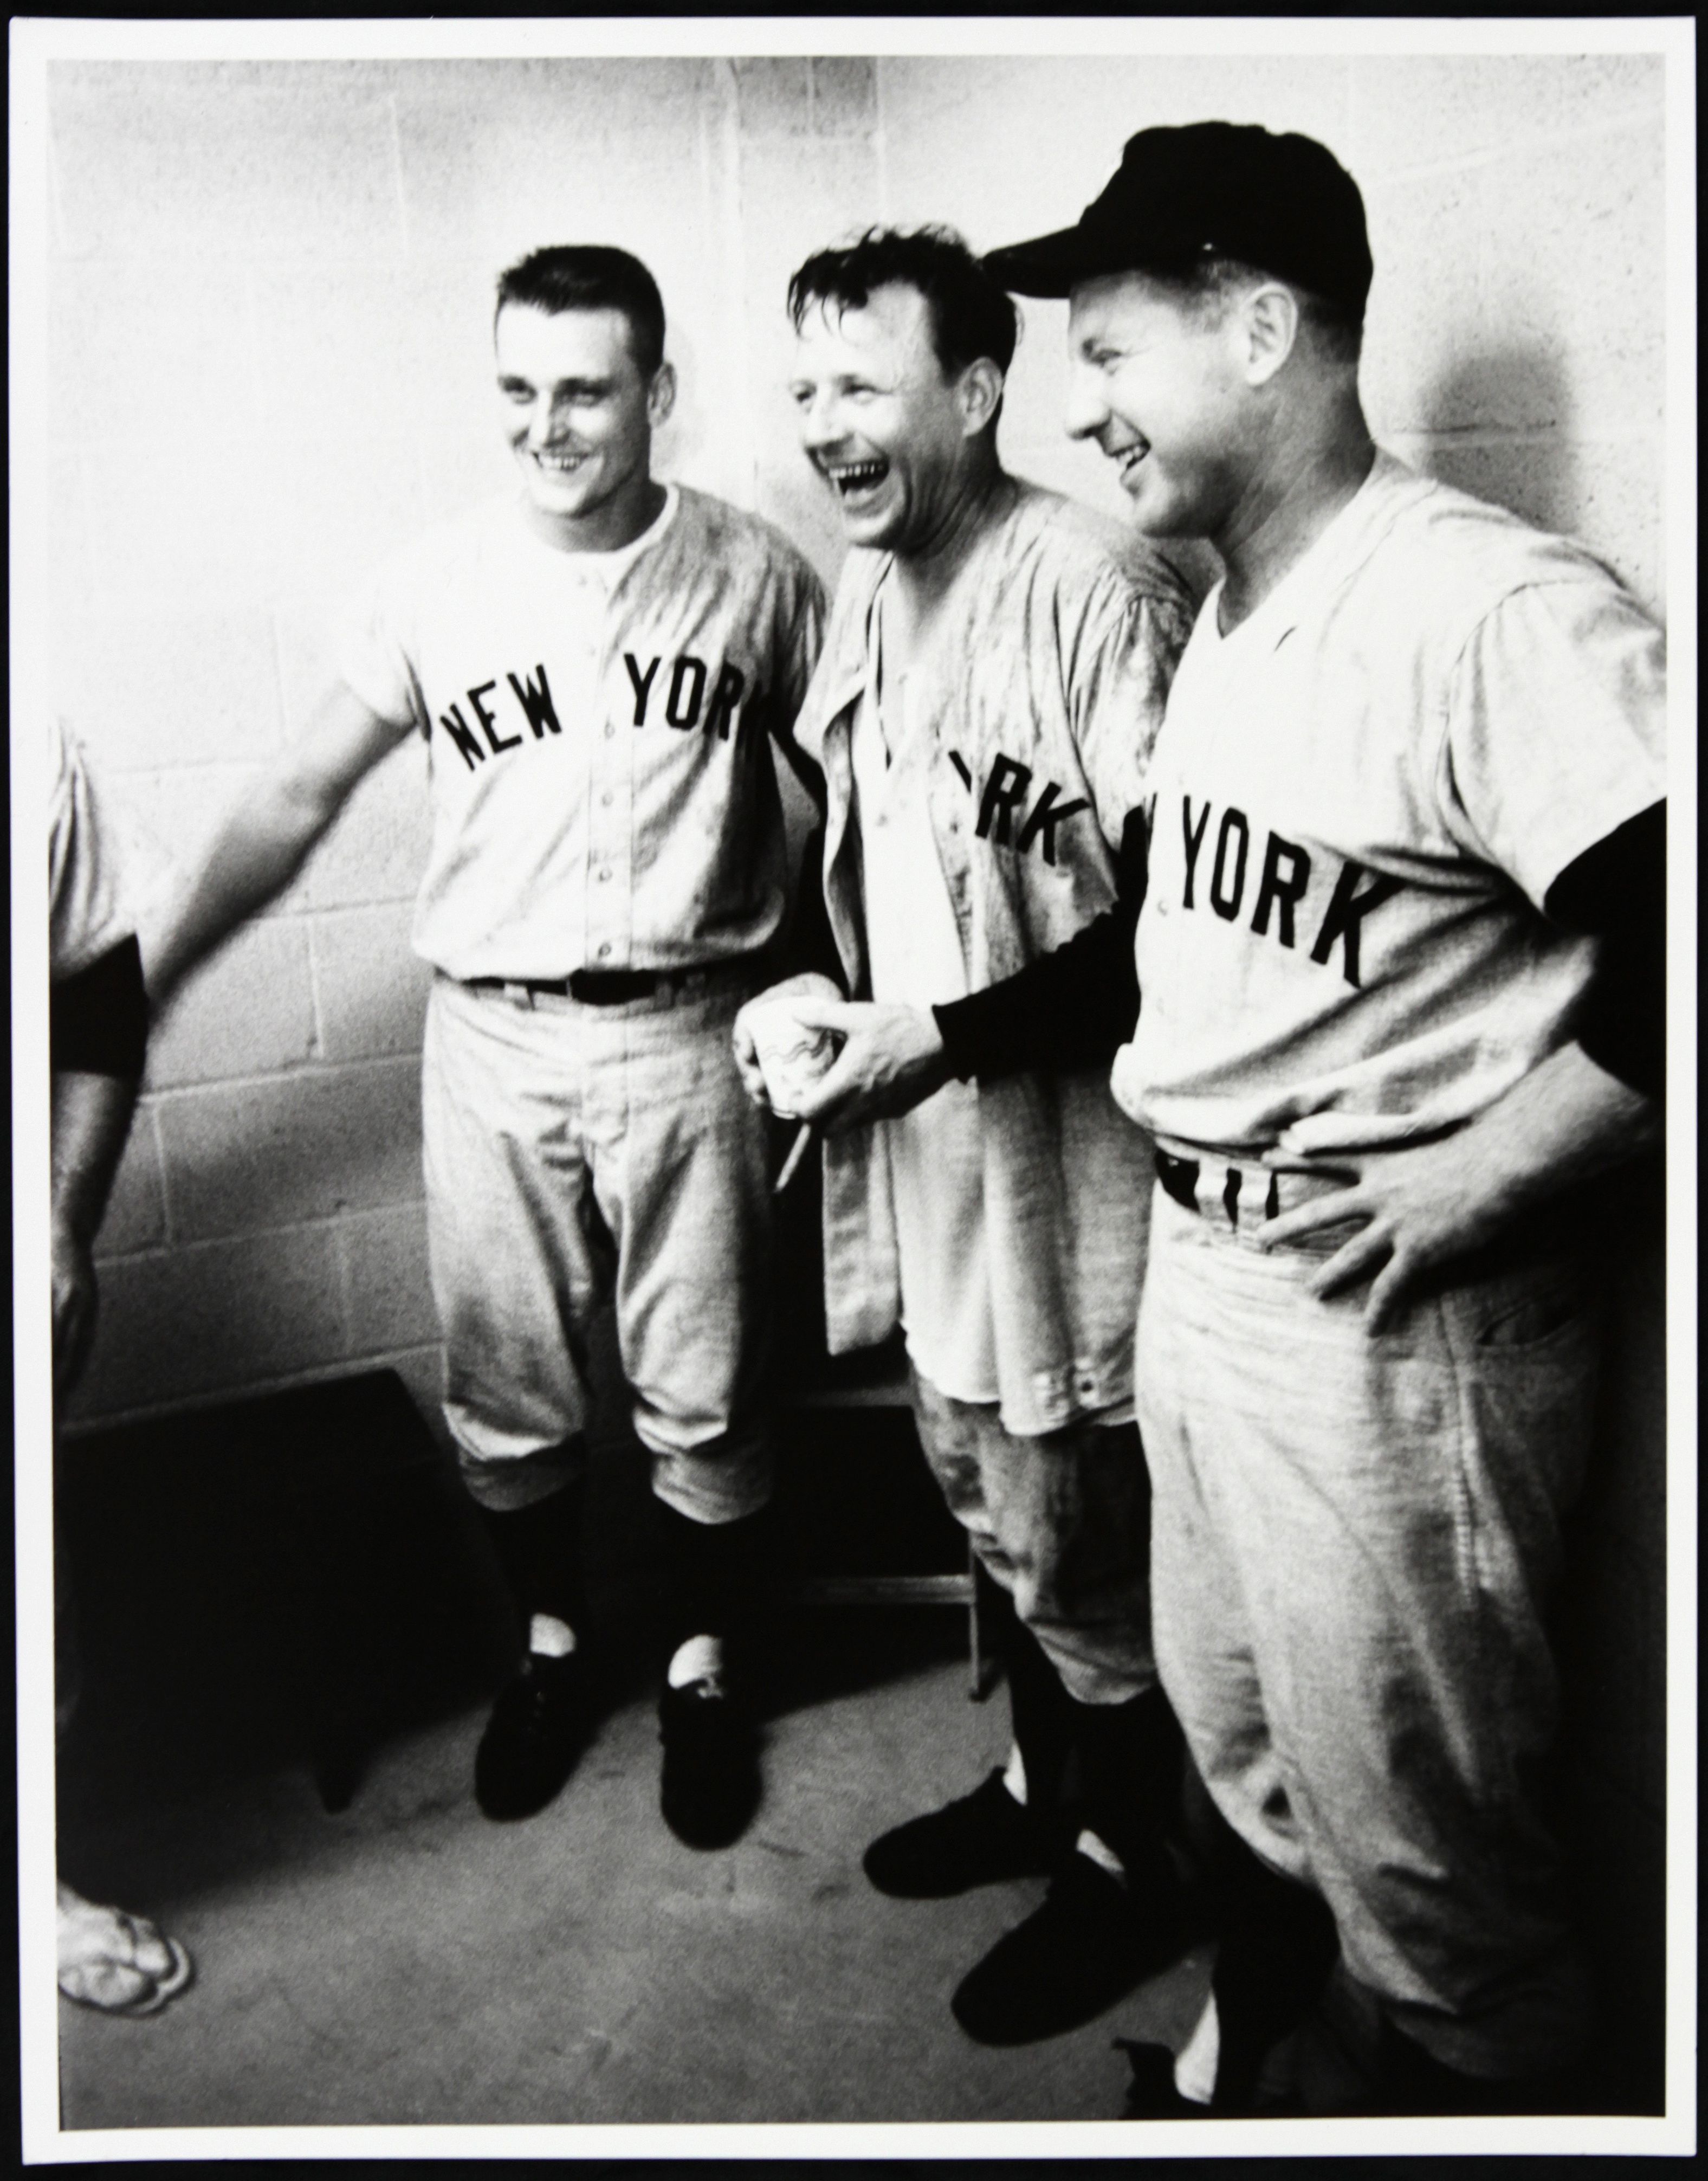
top-left (747, 993), bottom-right (840, 1118)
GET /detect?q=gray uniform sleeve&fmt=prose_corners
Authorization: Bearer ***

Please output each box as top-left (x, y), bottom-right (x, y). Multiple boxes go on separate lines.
top-left (772, 556), bottom-right (830, 738)
top-left (49, 717), bottom-right (135, 979)
top-left (1439, 576), bottom-right (1666, 911)
top-left (335, 544), bottom-right (427, 733)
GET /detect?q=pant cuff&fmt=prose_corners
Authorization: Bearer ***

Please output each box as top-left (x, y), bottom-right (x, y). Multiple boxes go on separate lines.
top-left (646, 1422), bottom-right (773, 1525)
top-left (457, 1436), bottom-right (587, 1513)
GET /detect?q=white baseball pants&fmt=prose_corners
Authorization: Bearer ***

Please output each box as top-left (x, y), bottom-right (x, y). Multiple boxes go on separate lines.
top-left (421, 971), bottom-right (773, 1524)
top-left (1137, 1175), bottom-right (1599, 2081)
top-left (910, 1367), bottom-right (1158, 1707)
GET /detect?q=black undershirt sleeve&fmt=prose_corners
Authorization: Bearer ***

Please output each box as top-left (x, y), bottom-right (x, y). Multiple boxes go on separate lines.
top-left (933, 806), bottom-right (1147, 1083)
top-left (50, 933), bottom-right (150, 1080)
top-left (932, 798), bottom-right (1666, 1101)
top-left (1543, 798), bottom-right (1665, 1101)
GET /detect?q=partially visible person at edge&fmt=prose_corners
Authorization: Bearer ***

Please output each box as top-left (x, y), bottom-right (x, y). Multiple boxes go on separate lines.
top-left (735, 225), bottom-right (1204, 2047)
top-left (793, 131), bottom-right (1665, 2117)
top-left (50, 715), bottom-right (196, 2017)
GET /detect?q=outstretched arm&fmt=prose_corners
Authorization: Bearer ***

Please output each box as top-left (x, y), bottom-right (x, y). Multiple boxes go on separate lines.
top-left (146, 683), bottom-right (409, 1008)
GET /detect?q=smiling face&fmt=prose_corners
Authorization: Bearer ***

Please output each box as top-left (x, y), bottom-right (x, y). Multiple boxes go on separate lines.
top-left (495, 302), bottom-right (671, 546)
top-left (1065, 270), bottom-right (1258, 544)
top-left (788, 282), bottom-right (989, 556)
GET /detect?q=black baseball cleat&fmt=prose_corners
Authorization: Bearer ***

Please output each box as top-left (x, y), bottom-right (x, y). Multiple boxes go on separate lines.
top-left (863, 1769), bottom-right (1058, 1898)
top-left (474, 1651), bottom-right (591, 1821)
top-left (659, 1678), bottom-right (761, 1849)
top-left (950, 1847), bottom-right (1190, 2047)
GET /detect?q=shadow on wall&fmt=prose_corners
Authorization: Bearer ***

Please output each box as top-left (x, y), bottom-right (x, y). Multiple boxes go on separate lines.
top-left (1412, 344), bottom-right (1614, 579)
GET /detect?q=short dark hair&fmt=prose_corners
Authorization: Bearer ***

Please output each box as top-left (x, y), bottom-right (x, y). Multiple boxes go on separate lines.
top-left (1157, 253), bottom-right (1363, 366)
top-left (787, 225), bottom-right (1019, 380)
top-left (495, 246), bottom-right (667, 378)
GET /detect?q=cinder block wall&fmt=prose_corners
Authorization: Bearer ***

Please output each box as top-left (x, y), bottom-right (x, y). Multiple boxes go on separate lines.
top-left (49, 57), bottom-right (1667, 2021)
top-left (48, 56), bottom-right (885, 1438)
top-left (882, 53), bottom-right (1665, 615)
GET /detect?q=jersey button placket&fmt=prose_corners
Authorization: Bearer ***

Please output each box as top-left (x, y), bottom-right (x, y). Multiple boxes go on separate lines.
top-left (586, 618), bottom-right (623, 967)
top-left (598, 663), bottom-right (637, 970)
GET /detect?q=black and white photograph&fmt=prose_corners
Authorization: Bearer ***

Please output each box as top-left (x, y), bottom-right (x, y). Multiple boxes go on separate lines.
top-left (9, 13), bottom-right (1694, 2160)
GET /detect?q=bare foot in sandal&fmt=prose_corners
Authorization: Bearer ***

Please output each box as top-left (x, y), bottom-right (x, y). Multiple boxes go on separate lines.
top-left (57, 1881), bottom-right (194, 2015)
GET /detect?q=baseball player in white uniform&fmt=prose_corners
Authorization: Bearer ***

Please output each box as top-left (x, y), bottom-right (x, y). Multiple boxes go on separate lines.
top-left (50, 717), bottom-right (196, 2014)
top-left (799, 128), bottom-right (1665, 2114)
top-left (148, 247), bottom-right (826, 1850)
top-left (735, 228), bottom-right (1201, 2047)
top-left (960, 124), bottom-right (1664, 2114)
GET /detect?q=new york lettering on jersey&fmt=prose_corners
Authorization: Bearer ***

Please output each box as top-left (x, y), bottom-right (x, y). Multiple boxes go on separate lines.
top-left (340, 485), bottom-right (823, 981)
top-left (945, 748), bottom-right (1092, 868)
top-left (1161, 788), bottom-right (1406, 989)
top-left (435, 649), bottom-right (765, 772)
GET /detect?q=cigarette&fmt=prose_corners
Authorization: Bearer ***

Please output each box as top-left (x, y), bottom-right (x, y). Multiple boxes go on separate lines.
top-left (773, 1121), bottom-right (813, 1195)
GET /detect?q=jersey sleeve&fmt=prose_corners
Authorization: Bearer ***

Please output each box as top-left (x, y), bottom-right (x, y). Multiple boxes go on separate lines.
top-left (334, 545), bottom-right (428, 734)
top-left (49, 717), bottom-right (135, 980)
top-left (1069, 582), bottom-right (1196, 850)
top-left (1438, 576), bottom-right (1666, 911)
top-left (768, 553), bottom-right (829, 743)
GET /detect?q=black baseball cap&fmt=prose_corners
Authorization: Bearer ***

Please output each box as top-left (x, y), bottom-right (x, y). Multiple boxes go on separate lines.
top-left (983, 121), bottom-right (1373, 318)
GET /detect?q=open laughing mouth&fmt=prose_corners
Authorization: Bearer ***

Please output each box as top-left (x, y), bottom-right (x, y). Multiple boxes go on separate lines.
top-left (822, 457), bottom-right (890, 504)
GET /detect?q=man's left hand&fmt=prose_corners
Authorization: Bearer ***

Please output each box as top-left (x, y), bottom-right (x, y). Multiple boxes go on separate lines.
top-left (1253, 1135), bottom-right (1520, 1334)
top-left (787, 998), bottom-right (954, 1134)
top-left (1254, 1040), bottom-right (1657, 1335)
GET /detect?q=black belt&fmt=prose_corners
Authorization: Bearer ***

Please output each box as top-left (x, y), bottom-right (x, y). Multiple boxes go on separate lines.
top-left (1154, 1146), bottom-right (1282, 1225)
top-left (467, 969), bottom-right (664, 1006)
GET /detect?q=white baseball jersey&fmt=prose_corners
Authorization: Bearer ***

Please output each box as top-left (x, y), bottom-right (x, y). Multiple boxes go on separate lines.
top-left (851, 625), bottom-right (997, 1404)
top-left (339, 485), bottom-right (825, 982)
top-left (49, 715), bottom-right (134, 981)
top-left (1114, 451), bottom-right (1665, 1158)
top-left (802, 482), bottom-right (1198, 1436)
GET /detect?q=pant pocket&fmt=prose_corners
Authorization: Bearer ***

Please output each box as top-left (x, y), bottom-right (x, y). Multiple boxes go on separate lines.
top-left (1475, 1280), bottom-right (1594, 1350)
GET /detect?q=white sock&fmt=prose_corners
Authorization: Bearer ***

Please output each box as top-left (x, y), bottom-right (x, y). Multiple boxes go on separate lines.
top-left (667, 1632), bottom-right (724, 1690)
top-left (1001, 1741), bottom-right (1028, 1806)
top-left (1173, 1992), bottom-right (1219, 2106)
top-left (528, 1613), bottom-right (576, 1659)
top-left (1075, 1825), bottom-right (1126, 1885)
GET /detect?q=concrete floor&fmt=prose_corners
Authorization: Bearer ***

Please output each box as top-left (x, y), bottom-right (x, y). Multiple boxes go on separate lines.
top-left (55, 1364), bottom-right (1211, 2128)
top-left (54, 1349), bottom-right (1662, 2134)
top-left (59, 1619), bottom-right (1210, 2129)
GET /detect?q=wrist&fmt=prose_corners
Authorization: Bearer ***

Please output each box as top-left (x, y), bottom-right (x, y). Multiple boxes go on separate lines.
top-left (913, 1008), bottom-right (950, 1083)
top-left (51, 1188), bottom-right (105, 1251)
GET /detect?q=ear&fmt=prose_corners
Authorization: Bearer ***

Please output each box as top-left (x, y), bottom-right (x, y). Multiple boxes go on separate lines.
top-left (1239, 285), bottom-right (1300, 388)
top-left (646, 360), bottom-right (678, 429)
top-left (956, 357), bottom-right (1006, 440)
